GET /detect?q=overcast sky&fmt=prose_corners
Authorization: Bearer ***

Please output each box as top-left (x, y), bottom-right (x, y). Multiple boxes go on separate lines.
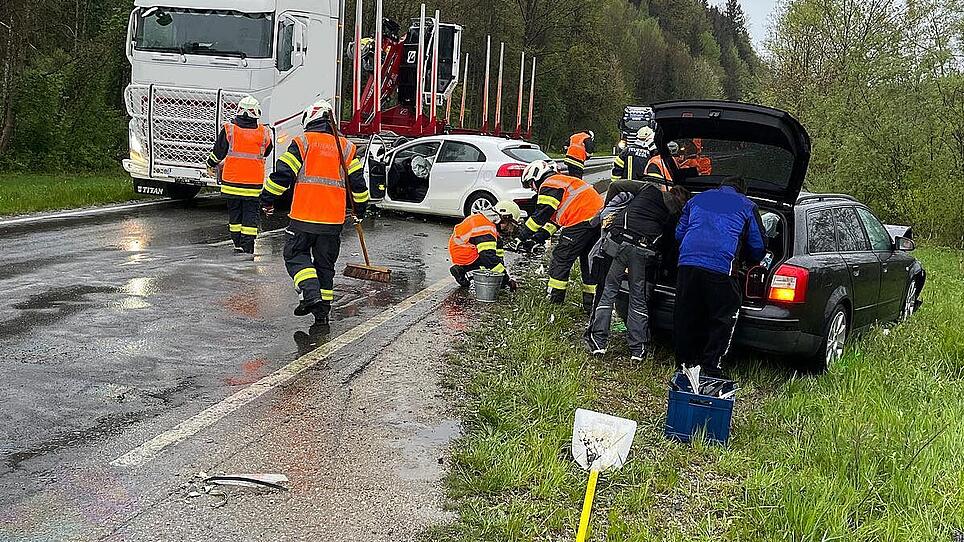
top-left (721, 0), bottom-right (780, 52)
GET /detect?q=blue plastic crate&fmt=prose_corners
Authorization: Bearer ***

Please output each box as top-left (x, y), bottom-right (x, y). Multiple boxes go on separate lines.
top-left (665, 371), bottom-right (735, 445)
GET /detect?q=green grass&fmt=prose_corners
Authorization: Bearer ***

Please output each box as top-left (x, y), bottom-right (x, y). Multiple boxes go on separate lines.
top-left (432, 246), bottom-right (964, 541)
top-left (0, 172), bottom-right (146, 216)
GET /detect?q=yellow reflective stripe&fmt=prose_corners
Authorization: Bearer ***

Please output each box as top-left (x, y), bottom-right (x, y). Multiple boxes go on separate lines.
top-left (548, 278), bottom-right (568, 290)
top-left (347, 158), bottom-right (363, 175)
top-left (240, 226), bottom-right (258, 236)
top-left (491, 263), bottom-right (506, 274)
top-left (279, 152), bottom-right (302, 173)
top-left (352, 190), bottom-right (370, 203)
top-left (476, 241), bottom-right (497, 252)
top-left (294, 267), bottom-right (318, 286)
top-left (614, 156), bottom-right (625, 167)
top-left (544, 222), bottom-right (559, 235)
top-left (611, 175), bottom-right (620, 181)
top-left (229, 224), bottom-right (242, 233)
top-left (221, 185), bottom-right (263, 198)
top-left (525, 217), bottom-right (541, 232)
top-left (582, 284), bottom-right (597, 294)
top-left (564, 157), bottom-right (583, 167)
top-left (264, 178), bottom-right (286, 196)
top-left (627, 157), bottom-right (633, 179)
top-left (320, 289), bottom-right (334, 301)
top-left (208, 152), bottom-right (219, 163)
top-left (537, 195), bottom-right (561, 209)
top-left (496, 249), bottom-right (505, 257)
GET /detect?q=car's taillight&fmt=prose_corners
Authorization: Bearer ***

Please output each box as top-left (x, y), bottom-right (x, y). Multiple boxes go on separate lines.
top-left (768, 264), bottom-right (809, 303)
top-left (497, 163), bottom-right (526, 177)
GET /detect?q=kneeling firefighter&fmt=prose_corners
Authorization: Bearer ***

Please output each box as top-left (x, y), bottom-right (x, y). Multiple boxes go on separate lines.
top-left (448, 200), bottom-right (523, 290)
top-left (207, 95), bottom-right (273, 254)
top-left (260, 99), bottom-right (370, 325)
top-left (517, 160), bottom-right (604, 312)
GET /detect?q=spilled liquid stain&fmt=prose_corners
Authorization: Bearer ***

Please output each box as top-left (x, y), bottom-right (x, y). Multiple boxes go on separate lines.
top-left (1, 286), bottom-right (118, 342)
top-left (225, 358), bottom-right (268, 386)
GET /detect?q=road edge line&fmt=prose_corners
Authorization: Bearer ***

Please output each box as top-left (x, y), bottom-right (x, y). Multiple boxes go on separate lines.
top-left (110, 277), bottom-right (454, 468)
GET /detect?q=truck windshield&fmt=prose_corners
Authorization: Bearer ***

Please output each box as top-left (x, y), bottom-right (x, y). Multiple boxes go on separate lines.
top-left (133, 8), bottom-right (274, 58)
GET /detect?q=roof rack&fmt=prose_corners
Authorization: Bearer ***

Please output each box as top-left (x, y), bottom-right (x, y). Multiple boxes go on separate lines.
top-left (796, 193), bottom-right (857, 205)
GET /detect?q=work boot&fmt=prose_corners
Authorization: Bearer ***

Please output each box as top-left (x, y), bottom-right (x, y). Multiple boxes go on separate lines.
top-left (233, 246), bottom-right (244, 254)
top-left (294, 297), bottom-right (325, 317)
top-left (582, 292), bottom-right (595, 315)
top-left (547, 288), bottom-right (566, 304)
top-left (450, 265), bottom-right (470, 288)
top-left (311, 301), bottom-right (331, 325)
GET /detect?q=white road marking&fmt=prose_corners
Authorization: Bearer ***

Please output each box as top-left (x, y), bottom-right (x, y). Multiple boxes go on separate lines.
top-left (110, 277), bottom-right (454, 468)
top-left (0, 197), bottom-right (214, 228)
top-left (207, 227), bottom-right (286, 247)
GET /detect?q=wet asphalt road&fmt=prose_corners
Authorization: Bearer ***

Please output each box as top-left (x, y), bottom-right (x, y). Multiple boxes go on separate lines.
top-left (0, 165), bottom-right (610, 540)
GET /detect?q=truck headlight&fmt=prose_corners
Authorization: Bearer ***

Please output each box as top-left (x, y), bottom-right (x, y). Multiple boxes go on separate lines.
top-left (129, 122), bottom-right (146, 163)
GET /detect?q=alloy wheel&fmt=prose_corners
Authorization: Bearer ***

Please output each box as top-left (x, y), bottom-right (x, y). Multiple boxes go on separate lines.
top-left (902, 281), bottom-right (917, 321)
top-left (470, 197), bottom-right (495, 215)
top-left (825, 310), bottom-right (847, 368)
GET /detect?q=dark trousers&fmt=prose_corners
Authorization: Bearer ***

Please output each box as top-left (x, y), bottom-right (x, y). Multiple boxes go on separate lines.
top-left (585, 240), bottom-right (656, 356)
top-left (227, 197), bottom-right (260, 253)
top-left (674, 265), bottom-right (741, 371)
top-left (566, 160), bottom-right (585, 179)
top-left (548, 220), bottom-right (600, 302)
top-left (283, 228), bottom-right (341, 304)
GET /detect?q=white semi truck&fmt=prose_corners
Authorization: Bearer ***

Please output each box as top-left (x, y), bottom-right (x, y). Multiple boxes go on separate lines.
top-left (123, 0), bottom-right (345, 199)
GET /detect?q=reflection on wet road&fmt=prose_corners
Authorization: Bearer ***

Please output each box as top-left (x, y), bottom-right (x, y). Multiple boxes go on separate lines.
top-left (0, 198), bottom-right (456, 490)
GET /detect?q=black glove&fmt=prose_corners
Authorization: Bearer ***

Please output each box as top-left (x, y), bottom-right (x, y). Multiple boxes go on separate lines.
top-left (519, 238), bottom-right (537, 254)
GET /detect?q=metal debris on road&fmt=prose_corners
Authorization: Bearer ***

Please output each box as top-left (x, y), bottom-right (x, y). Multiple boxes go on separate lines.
top-left (203, 473), bottom-right (289, 491)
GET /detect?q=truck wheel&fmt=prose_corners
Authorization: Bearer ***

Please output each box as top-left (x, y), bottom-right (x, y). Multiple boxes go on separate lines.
top-left (167, 185), bottom-right (201, 200)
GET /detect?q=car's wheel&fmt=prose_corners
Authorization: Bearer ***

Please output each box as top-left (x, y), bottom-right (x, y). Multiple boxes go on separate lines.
top-left (900, 278), bottom-right (919, 322)
top-left (167, 184), bottom-right (201, 200)
top-left (464, 192), bottom-right (497, 217)
top-left (810, 304), bottom-right (848, 373)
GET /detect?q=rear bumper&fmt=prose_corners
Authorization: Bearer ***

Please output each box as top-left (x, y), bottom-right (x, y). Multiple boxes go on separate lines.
top-left (627, 286), bottom-right (822, 358)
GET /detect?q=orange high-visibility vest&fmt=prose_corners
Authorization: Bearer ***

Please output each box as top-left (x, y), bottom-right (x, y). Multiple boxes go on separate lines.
top-left (289, 132), bottom-right (357, 225)
top-left (566, 132), bottom-right (591, 163)
top-left (541, 174), bottom-right (603, 227)
top-left (222, 124), bottom-right (271, 185)
top-left (646, 155), bottom-right (673, 181)
top-left (448, 213), bottom-right (499, 266)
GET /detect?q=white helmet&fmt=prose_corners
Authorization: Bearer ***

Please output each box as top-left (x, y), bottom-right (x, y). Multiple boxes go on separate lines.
top-left (587, 130), bottom-right (595, 140)
top-left (302, 98), bottom-right (334, 127)
top-left (521, 159), bottom-right (556, 190)
top-left (636, 126), bottom-right (655, 148)
top-left (492, 200), bottom-right (522, 223)
top-left (236, 95), bottom-right (262, 119)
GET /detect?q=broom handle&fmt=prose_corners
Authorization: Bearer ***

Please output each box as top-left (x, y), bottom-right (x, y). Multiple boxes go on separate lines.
top-left (330, 118), bottom-right (373, 268)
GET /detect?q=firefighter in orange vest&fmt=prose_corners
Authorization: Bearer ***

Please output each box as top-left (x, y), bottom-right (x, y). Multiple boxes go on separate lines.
top-left (645, 140), bottom-right (678, 181)
top-left (260, 99), bottom-right (370, 325)
top-left (564, 130), bottom-right (595, 179)
top-left (448, 200), bottom-right (523, 290)
top-left (517, 160), bottom-right (604, 313)
top-left (207, 95), bottom-right (273, 254)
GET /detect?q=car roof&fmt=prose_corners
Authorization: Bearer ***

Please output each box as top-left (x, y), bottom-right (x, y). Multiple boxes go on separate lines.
top-left (400, 134), bottom-right (535, 148)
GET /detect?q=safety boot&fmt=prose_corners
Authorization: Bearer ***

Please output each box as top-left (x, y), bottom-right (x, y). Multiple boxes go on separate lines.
top-left (311, 301), bottom-right (332, 326)
top-left (547, 288), bottom-right (566, 304)
top-left (294, 297), bottom-right (325, 317)
top-left (450, 265), bottom-right (470, 288)
top-left (582, 292), bottom-right (595, 315)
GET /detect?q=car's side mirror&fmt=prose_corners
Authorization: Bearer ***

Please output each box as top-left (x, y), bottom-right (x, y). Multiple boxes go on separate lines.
top-left (895, 236), bottom-right (916, 252)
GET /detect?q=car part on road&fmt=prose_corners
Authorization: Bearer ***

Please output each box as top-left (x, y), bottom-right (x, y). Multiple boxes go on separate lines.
top-left (571, 409), bottom-right (638, 542)
top-left (204, 473), bottom-right (289, 491)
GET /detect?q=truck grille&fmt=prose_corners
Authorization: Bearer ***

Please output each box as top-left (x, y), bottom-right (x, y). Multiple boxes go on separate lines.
top-left (126, 85), bottom-right (246, 175)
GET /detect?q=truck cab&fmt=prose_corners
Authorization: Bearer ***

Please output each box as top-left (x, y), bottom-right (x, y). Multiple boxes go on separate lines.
top-left (123, 0), bottom-right (339, 198)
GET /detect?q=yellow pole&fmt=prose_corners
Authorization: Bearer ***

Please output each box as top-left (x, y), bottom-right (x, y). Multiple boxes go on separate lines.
top-left (575, 469), bottom-right (599, 542)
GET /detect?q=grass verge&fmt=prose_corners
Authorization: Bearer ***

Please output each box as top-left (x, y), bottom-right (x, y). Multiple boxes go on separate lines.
top-left (433, 246), bottom-right (964, 541)
top-left (0, 172), bottom-right (145, 216)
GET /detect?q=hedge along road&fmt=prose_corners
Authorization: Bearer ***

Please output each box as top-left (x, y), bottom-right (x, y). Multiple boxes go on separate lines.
top-left (0, 162), bottom-right (614, 540)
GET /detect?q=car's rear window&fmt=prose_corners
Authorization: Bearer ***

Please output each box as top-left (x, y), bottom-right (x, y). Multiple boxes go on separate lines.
top-left (502, 146), bottom-right (549, 162)
top-left (671, 138), bottom-right (795, 186)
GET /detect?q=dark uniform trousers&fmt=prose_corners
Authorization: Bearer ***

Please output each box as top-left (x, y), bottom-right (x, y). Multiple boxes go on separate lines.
top-left (283, 227), bottom-right (341, 306)
top-left (227, 197), bottom-right (260, 253)
top-left (566, 160), bottom-right (585, 180)
top-left (585, 237), bottom-right (657, 356)
top-left (548, 220), bottom-right (600, 305)
top-left (674, 265), bottom-right (741, 371)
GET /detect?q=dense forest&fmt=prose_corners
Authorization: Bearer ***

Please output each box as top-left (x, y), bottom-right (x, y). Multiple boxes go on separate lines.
top-left (0, 0), bottom-right (962, 243)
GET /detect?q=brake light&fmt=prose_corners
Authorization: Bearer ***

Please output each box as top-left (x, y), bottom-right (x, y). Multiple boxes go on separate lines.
top-left (497, 163), bottom-right (526, 177)
top-left (768, 264), bottom-right (809, 303)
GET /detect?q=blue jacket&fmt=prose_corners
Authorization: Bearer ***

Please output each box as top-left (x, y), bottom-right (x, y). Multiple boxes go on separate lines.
top-left (675, 185), bottom-right (766, 276)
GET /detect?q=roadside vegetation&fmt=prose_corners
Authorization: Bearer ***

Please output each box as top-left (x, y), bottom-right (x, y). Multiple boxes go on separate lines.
top-left (0, 172), bottom-right (144, 216)
top-left (434, 246), bottom-right (964, 541)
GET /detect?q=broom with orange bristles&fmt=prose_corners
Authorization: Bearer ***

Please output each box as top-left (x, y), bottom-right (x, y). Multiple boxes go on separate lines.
top-left (332, 123), bottom-right (392, 283)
